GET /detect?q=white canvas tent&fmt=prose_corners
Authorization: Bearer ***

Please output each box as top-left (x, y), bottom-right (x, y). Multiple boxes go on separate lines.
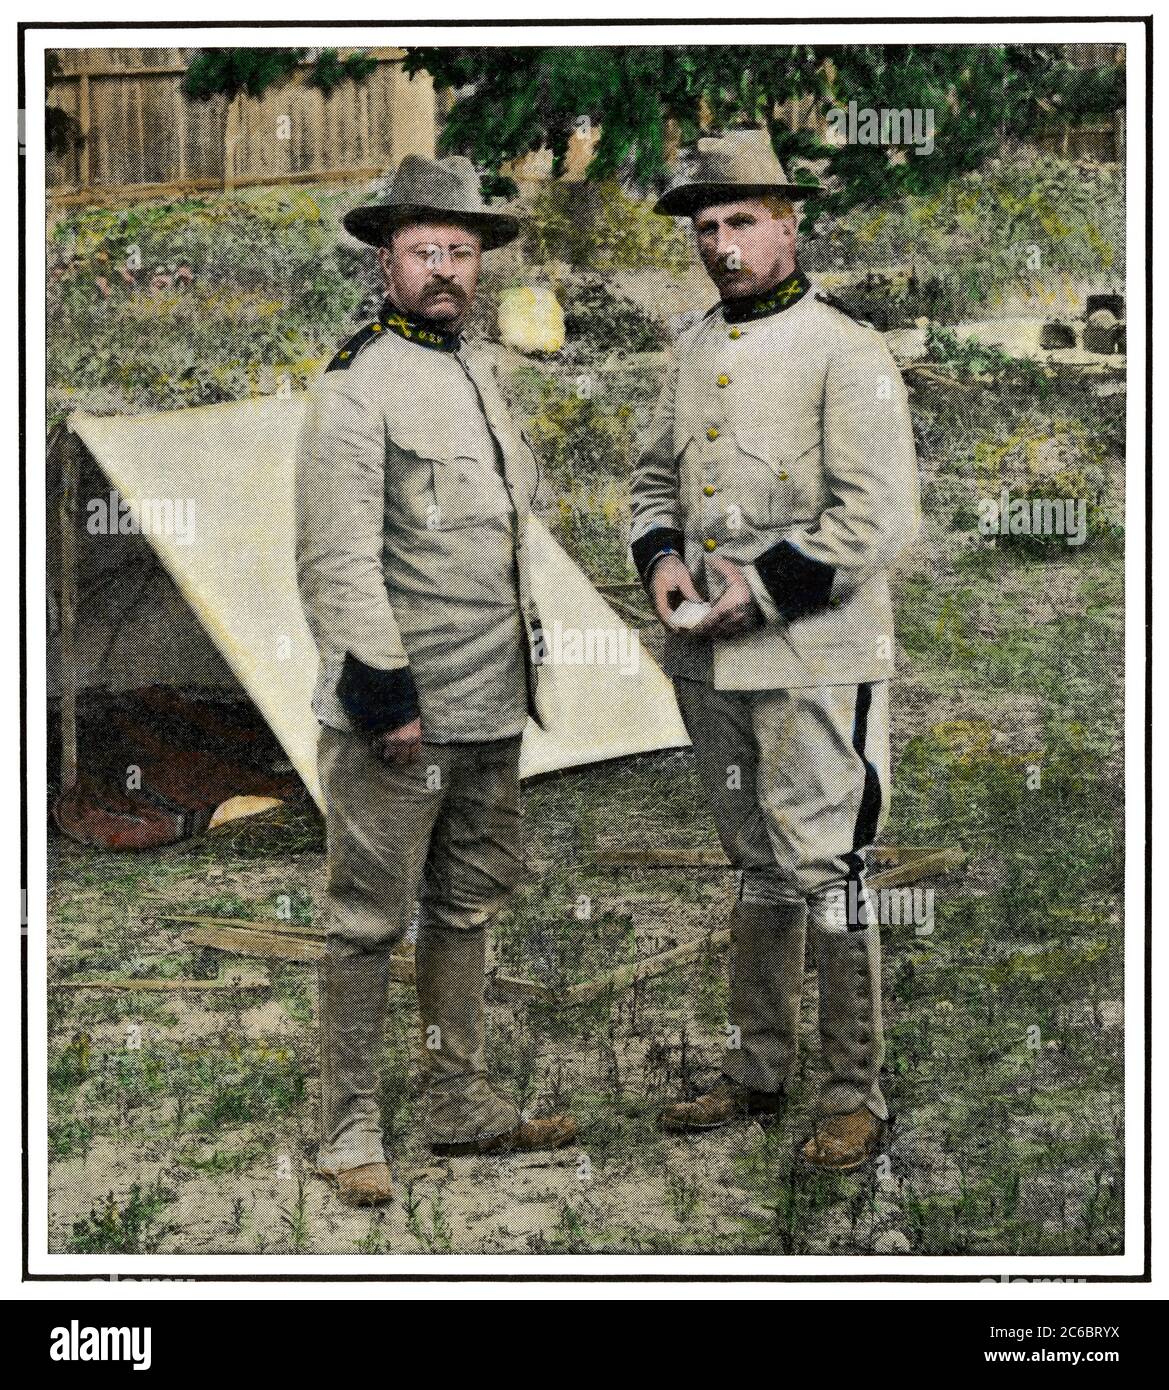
top-left (64, 396), bottom-right (689, 811)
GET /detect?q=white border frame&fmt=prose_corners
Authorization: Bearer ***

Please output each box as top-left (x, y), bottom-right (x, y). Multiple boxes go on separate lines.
top-left (14, 8), bottom-right (1152, 1287)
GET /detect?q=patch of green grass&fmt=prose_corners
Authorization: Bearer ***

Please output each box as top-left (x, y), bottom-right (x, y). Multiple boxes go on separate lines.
top-left (68, 1179), bottom-right (176, 1254)
top-left (402, 1182), bottom-right (454, 1254)
top-left (49, 1116), bottom-right (94, 1161)
top-left (49, 1034), bottom-right (92, 1094)
top-left (197, 1048), bottom-right (307, 1133)
top-left (356, 1210), bottom-right (389, 1255)
top-left (665, 1166), bottom-right (703, 1223)
top-left (733, 1130), bottom-right (858, 1256)
top-left (278, 1173), bottom-right (310, 1255)
top-left (74, 1037), bottom-right (308, 1138)
top-left (60, 994), bottom-right (181, 1029)
top-left (268, 960), bottom-right (314, 1024)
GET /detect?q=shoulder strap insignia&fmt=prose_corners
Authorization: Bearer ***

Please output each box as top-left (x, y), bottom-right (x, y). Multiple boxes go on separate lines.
top-left (326, 320), bottom-right (385, 372)
top-left (815, 292), bottom-right (875, 330)
top-left (667, 305), bottom-right (714, 341)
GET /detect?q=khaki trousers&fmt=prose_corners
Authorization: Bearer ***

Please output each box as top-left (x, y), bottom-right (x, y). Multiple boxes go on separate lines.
top-left (315, 727), bottom-right (524, 1171)
top-left (674, 677), bottom-right (890, 1120)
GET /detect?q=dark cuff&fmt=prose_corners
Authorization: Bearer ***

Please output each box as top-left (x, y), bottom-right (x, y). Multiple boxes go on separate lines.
top-left (754, 540), bottom-right (836, 621)
top-left (631, 526), bottom-right (685, 585)
top-left (337, 653), bottom-right (420, 735)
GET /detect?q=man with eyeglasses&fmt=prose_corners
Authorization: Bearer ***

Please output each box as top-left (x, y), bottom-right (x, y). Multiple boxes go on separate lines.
top-left (296, 155), bottom-right (575, 1207)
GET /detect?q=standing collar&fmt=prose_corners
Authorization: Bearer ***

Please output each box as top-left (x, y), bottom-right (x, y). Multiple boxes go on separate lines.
top-left (378, 298), bottom-right (464, 353)
top-left (721, 265), bottom-right (812, 324)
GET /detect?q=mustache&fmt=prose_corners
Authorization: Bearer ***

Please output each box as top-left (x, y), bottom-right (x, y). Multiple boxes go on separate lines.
top-left (423, 279), bottom-right (467, 303)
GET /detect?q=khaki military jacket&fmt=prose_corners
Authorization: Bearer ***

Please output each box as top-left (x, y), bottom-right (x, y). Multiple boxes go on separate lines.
top-left (630, 273), bottom-right (921, 690)
top-left (296, 305), bottom-right (544, 741)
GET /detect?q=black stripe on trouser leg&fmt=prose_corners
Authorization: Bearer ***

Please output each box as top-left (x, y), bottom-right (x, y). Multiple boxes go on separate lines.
top-left (844, 682), bottom-right (882, 928)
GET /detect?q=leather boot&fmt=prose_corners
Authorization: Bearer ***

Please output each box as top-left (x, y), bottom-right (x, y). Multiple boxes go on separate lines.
top-left (660, 1076), bottom-right (786, 1133)
top-left (325, 1162), bottom-right (394, 1206)
top-left (414, 918), bottom-right (520, 1148)
top-left (431, 1114), bottom-right (577, 1157)
top-left (803, 1108), bottom-right (886, 1171)
top-left (811, 913), bottom-right (888, 1123)
top-left (317, 947), bottom-right (393, 1173)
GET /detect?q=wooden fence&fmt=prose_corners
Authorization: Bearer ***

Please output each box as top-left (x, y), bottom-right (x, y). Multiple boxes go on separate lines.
top-left (46, 43), bottom-right (1124, 206)
top-left (47, 47), bottom-right (436, 204)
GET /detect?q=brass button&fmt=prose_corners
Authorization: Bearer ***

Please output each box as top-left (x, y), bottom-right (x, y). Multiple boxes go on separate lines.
top-left (717, 374), bottom-right (730, 387)
top-left (703, 484), bottom-right (716, 497)
top-left (703, 538), bottom-right (717, 552)
top-left (706, 426), bottom-right (720, 441)
top-left (371, 323), bottom-right (382, 331)
top-left (777, 470), bottom-right (789, 480)
top-left (729, 328), bottom-right (742, 340)
top-left (339, 350), bottom-right (350, 359)
top-left (829, 597), bottom-right (842, 609)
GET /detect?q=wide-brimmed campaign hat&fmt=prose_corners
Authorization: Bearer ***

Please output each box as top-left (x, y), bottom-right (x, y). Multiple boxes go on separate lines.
top-left (654, 128), bottom-right (817, 217)
top-left (343, 154), bottom-right (521, 250)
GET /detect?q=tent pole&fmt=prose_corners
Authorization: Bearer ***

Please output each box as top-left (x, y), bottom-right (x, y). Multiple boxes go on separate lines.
top-left (58, 429), bottom-right (80, 793)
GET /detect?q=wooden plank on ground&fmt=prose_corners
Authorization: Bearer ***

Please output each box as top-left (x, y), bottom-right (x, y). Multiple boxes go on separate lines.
top-left (182, 924), bottom-right (325, 963)
top-left (487, 972), bottom-right (555, 1005)
top-left (157, 913), bottom-right (325, 939)
top-left (562, 844), bottom-right (967, 1005)
top-left (178, 922), bottom-right (549, 1001)
top-left (902, 363), bottom-right (979, 394)
top-left (52, 974), bottom-right (270, 992)
top-left (867, 847), bottom-right (967, 889)
top-left (164, 845), bottom-right (965, 1003)
top-left (562, 930), bottom-right (732, 1006)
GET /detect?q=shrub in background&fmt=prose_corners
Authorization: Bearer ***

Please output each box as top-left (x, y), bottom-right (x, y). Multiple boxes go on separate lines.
top-left (47, 189), bottom-right (360, 419)
top-left (526, 180), bottom-right (693, 277)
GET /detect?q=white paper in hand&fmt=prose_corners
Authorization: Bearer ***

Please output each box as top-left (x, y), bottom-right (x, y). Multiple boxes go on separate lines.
top-left (668, 599), bottom-right (712, 631)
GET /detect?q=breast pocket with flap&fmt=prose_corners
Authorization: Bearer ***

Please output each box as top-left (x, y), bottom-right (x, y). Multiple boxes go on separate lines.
top-left (428, 455), bottom-right (512, 532)
top-left (730, 430), bottom-right (795, 531)
top-left (387, 419), bottom-right (511, 533)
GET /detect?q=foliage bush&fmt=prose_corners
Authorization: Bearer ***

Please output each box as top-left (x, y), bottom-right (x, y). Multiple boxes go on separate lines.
top-left (549, 481), bottom-right (636, 584)
top-left (182, 47), bottom-right (377, 102)
top-left (924, 325), bottom-right (1052, 396)
top-left (509, 368), bottom-right (644, 490)
top-left (559, 274), bottom-right (669, 361)
top-left (505, 365), bottom-right (642, 581)
top-left (47, 189), bottom-right (361, 419)
top-left (526, 180), bottom-right (693, 276)
top-left (408, 44), bottom-right (1123, 217)
top-left (68, 1180), bottom-right (175, 1254)
top-left (956, 407), bottom-right (1124, 553)
top-left (808, 155), bottom-right (1124, 320)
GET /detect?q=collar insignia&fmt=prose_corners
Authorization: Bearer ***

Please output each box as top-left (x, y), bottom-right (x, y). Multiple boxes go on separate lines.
top-left (378, 299), bottom-right (462, 352)
top-left (723, 266), bottom-right (812, 324)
